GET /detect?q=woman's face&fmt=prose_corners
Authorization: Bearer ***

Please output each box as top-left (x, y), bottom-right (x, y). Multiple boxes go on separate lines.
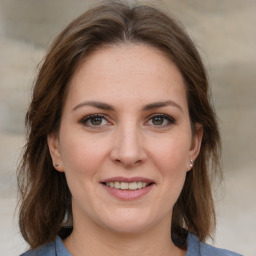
top-left (48, 44), bottom-right (202, 234)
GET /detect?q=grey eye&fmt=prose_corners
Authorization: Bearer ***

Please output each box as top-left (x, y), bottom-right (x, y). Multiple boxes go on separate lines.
top-left (152, 116), bottom-right (164, 125)
top-left (90, 116), bottom-right (103, 126)
top-left (80, 114), bottom-right (109, 127)
top-left (146, 114), bottom-right (176, 127)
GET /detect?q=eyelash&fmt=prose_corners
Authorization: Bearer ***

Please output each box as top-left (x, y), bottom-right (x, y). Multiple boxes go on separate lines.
top-left (146, 114), bottom-right (176, 127)
top-left (79, 113), bottom-right (176, 128)
top-left (79, 114), bottom-right (110, 128)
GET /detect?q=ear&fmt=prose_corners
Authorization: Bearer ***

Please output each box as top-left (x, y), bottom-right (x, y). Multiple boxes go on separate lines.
top-left (188, 123), bottom-right (203, 171)
top-left (47, 133), bottom-right (64, 172)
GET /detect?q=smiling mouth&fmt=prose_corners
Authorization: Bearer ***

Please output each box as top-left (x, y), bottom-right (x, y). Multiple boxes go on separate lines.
top-left (102, 181), bottom-right (154, 190)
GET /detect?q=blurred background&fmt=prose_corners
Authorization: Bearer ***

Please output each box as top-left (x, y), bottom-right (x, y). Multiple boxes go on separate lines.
top-left (0, 0), bottom-right (255, 255)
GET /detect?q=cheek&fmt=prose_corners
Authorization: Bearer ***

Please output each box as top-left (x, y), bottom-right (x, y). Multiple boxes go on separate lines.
top-left (149, 135), bottom-right (191, 172)
top-left (59, 136), bottom-right (104, 203)
top-left (148, 135), bottom-right (190, 197)
top-left (60, 134), bottom-right (107, 176)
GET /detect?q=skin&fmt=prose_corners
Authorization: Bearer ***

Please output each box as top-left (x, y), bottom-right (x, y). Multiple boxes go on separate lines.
top-left (48, 43), bottom-right (203, 256)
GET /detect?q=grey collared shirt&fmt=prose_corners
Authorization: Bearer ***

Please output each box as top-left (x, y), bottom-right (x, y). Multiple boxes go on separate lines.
top-left (20, 233), bottom-right (243, 256)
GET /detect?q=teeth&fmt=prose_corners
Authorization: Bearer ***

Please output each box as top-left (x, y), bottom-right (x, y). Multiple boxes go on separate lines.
top-left (128, 182), bottom-right (137, 190)
top-left (121, 182), bottom-right (128, 189)
top-left (105, 181), bottom-right (149, 190)
top-left (114, 181), bottom-right (120, 189)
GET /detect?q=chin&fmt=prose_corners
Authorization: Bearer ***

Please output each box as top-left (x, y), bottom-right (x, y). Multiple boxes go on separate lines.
top-left (99, 208), bottom-right (160, 234)
top-left (106, 221), bottom-right (151, 234)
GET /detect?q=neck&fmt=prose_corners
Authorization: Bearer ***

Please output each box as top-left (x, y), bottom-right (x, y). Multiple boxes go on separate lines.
top-left (63, 214), bottom-right (185, 256)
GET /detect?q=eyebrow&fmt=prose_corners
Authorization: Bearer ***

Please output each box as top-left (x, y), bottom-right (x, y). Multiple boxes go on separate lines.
top-left (142, 100), bottom-right (183, 112)
top-left (72, 101), bottom-right (115, 111)
top-left (72, 100), bottom-right (183, 112)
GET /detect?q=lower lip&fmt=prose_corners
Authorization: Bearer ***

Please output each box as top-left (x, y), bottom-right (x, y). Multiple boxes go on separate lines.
top-left (102, 184), bottom-right (154, 200)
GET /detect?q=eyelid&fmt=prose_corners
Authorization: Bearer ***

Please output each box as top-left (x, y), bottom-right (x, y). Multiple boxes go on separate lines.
top-left (79, 113), bottom-right (111, 127)
top-left (78, 113), bottom-right (176, 128)
top-left (145, 113), bottom-right (176, 126)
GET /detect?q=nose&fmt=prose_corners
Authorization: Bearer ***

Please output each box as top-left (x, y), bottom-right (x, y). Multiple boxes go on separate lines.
top-left (110, 123), bottom-right (147, 168)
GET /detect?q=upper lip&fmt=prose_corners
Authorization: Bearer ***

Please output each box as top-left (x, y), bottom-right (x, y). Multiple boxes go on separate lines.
top-left (101, 176), bottom-right (155, 183)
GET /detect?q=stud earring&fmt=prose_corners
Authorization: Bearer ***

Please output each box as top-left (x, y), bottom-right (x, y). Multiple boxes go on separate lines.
top-left (55, 163), bottom-right (60, 167)
top-left (189, 159), bottom-right (194, 168)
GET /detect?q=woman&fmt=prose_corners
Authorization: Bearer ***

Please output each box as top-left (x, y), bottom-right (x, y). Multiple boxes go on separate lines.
top-left (18, 1), bottom-right (242, 255)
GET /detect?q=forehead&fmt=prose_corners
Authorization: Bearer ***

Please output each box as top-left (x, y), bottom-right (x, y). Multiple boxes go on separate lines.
top-left (73, 43), bottom-right (178, 79)
top-left (66, 43), bottom-right (187, 109)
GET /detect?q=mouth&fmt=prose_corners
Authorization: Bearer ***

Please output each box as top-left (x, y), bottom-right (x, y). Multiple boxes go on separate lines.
top-left (102, 181), bottom-right (153, 190)
top-left (100, 177), bottom-right (155, 200)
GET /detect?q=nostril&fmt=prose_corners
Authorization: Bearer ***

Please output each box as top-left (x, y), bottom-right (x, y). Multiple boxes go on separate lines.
top-left (114, 158), bottom-right (144, 168)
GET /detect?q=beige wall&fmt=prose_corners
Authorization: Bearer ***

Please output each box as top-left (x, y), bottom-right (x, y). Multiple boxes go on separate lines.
top-left (1, 0), bottom-right (255, 169)
top-left (0, 1), bottom-right (255, 255)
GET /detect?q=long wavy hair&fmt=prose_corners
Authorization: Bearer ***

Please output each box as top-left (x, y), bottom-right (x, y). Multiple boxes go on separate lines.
top-left (17, 0), bottom-right (221, 249)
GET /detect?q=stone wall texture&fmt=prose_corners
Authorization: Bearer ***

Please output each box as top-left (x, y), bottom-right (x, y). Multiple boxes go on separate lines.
top-left (0, 1), bottom-right (255, 255)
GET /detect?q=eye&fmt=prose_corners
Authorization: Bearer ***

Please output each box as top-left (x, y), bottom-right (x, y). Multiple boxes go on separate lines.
top-left (80, 114), bottom-right (110, 127)
top-left (146, 114), bottom-right (176, 127)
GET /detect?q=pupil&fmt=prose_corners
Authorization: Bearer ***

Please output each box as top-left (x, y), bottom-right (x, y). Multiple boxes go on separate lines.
top-left (91, 117), bottom-right (102, 125)
top-left (153, 117), bottom-right (163, 125)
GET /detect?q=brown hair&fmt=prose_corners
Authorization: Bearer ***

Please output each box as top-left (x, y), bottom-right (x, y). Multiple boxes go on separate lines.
top-left (18, 0), bottom-right (221, 249)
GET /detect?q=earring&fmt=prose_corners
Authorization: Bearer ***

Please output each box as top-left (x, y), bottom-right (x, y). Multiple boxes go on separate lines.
top-left (55, 163), bottom-right (60, 167)
top-left (189, 159), bottom-right (194, 168)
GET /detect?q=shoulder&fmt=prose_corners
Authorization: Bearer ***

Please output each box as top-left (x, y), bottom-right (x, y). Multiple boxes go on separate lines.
top-left (187, 233), bottom-right (243, 256)
top-left (20, 240), bottom-right (55, 256)
top-left (198, 242), bottom-right (243, 256)
top-left (20, 236), bottom-right (71, 256)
